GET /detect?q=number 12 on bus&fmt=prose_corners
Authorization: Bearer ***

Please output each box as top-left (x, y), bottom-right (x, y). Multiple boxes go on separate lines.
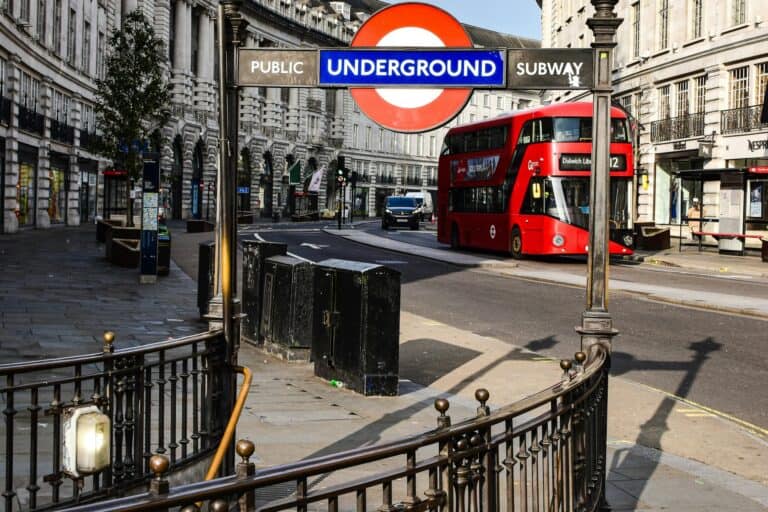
top-left (437, 102), bottom-right (634, 258)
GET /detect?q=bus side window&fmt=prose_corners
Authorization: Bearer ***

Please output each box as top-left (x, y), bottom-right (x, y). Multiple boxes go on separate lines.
top-left (518, 121), bottom-right (532, 145)
top-left (532, 118), bottom-right (554, 143)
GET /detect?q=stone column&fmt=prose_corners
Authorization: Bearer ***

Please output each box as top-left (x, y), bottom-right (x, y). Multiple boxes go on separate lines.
top-left (194, 8), bottom-right (215, 113)
top-left (171, 0), bottom-right (191, 105)
top-left (285, 89), bottom-right (299, 138)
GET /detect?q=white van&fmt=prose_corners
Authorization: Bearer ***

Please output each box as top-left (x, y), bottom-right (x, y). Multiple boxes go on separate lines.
top-left (404, 191), bottom-right (434, 221)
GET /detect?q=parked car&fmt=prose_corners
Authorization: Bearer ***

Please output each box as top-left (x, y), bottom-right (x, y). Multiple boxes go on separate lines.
top-left (382, 196), bottom-right (421, 230)
top-left (404, 191), bottom-right (434, 220)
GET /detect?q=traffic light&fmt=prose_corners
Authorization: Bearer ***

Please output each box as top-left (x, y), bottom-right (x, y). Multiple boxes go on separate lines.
top-left (336, 155), bottom-right (349, 184)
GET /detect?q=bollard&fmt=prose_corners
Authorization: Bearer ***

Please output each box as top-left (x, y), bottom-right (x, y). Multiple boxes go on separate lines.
top-left (236, 439), bottom-right (256, 511)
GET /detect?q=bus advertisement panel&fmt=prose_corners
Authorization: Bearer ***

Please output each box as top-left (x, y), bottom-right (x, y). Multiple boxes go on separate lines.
top-left (437, 102), bottom-right (634, 258)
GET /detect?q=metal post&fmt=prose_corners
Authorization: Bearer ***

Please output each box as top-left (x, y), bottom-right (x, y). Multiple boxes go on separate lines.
top-left (216, 0), bottom-right (248, 476)
top-left (579, 1), bottom-right (622, 359)
top-left (580, 3), bottom-right (622, 511)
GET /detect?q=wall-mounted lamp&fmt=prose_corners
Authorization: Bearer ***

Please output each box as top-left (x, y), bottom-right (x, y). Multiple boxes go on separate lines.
top-left (62, 405), bottom-right (111, 477)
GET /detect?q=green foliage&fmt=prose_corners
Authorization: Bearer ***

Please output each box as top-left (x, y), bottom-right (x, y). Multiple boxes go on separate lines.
top-left (94, 10), bottom-right (171, 180)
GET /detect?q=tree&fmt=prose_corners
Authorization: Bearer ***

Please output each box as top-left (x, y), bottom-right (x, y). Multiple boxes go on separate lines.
top-left (94, 10), bottom-right (171, 226)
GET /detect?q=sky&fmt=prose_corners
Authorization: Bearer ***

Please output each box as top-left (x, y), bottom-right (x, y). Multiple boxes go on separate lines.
top-left (387, 0), bottom-right (542, 41)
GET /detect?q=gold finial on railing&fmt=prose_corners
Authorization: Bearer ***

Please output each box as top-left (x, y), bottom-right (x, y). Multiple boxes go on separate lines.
top-left (435, 398), bottom-right (451, 429)
top-left (103, 331), bottom-right (115, 353)
top-left (180, 506), bottom-right (200, 512)
top-left (560, 359), bottom-right (573, 380)
top-left (475, 388), bottom-right (490, 417)
top-left (236, 439), bottom-right (255, 463)
top-left (210, 499), bottom-right (229, 512)
top-left (149, 454), bottom-right (170, 495)
top-left (574, 351), bottom-right (587, 372)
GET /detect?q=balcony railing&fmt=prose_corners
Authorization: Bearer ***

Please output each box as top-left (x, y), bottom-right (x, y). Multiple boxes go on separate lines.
top-left (18, 104), bottom-right (45, 135)
top-left (64, 346), bottom-right (611, 512)
top-left (0, 96), bottom-right (11, 125)
top-left (0, 331), bottom-right (228, 511)
top-left (377, 174), bottom-right (396, 185)
top-left (650, 112), bottom-right (705, 143)
top-left (720, 104), bottom-right (768, 135)
top-left (50, 119), bottom-right (76, 145)
top-left (79, 131), bottom-right (102, 153)
top-left (404, 176), bottom-right (422, 186)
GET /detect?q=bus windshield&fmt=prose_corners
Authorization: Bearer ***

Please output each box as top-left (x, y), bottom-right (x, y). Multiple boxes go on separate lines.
top-left (524, 177), bottom-right (631, 230)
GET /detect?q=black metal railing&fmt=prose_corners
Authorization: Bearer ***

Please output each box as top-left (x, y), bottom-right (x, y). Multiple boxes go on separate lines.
top-left (61, 346), bottom-right (610, 512)
top-left (0, 330), bottom-right (228, 511)
top-left (50, 119), bottom-right (76, 145)
top-left (404, 176), bottom-right (422, 186)
top-left (427, 178), bottom-right (438, 187)
top-left (720, 104), bottom-right (768, 134)
top-left (18, 104), bottom-right (45, 135)
top-left (377, 174), bottom-right (396, 185)
top-left (650, 112), bottom-right (705, 143)
top-left (0, 96), bottom-right (11, 125)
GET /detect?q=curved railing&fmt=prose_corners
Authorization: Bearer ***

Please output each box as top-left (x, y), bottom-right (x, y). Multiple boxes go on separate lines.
top-left (60, 347), bottom-right (610, 512)
top-left (0, 330), bottom-right (229, 511)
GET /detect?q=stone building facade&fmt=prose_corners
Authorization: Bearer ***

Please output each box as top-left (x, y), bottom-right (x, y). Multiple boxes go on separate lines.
top-left (537, 0), bottom-right (768, 244)
top-left (0, 0), bottom-right (540, 234)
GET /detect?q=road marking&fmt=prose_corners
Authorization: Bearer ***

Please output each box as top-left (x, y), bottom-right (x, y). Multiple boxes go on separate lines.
top-left (637, 382), bottom-right (768, 437)
top-left (300, 242), bottom-right (328, 250)
top-left (422, 320), bottom-right (444, 326)
top-left (375, 260), bottom-right (408, 265)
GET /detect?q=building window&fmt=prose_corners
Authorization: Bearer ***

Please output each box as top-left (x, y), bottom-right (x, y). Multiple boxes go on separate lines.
top-left (82, 21), bottom-right (90, 72)
top-left (52, 0), bottom-right (61, 55)
top-left (190, 9), bottom-right (199, 75)
top-left (20, 72), bottom-right (41, 111)
top-left (429, 136), bottom-right (436, 157)
top-left (657, 0), bottom-right (669, 50)
top-left (732, 0), bottom-right (746, 25)
top-left (483, 94), bottom-right (490, 107)
top-left (497, 97), bottom-right (503, 109)
top-left (66, 8), bottom-right (76, 66)
top-left (658, 85), bottom-right (670, 119)
top-left (757, 62), bottom-right (768, 106)
top-left (365, 127), bottom-right (371, 150)
top-left (352, 124), bottom-right (358, 146)
top-left (36, 0), bottom-right (45, 42)
top-left (97, 31), bottom-right (105, 78)
top-left (632, 2), bottom-right (640, 58)
top-left (690, 0), bottom-right (702, 39)
top-left (693, 75), bottom-right (707, 113)
top-left (618, 94), bottom-right (632, 115)
top-left (19, 0), bottom-right (29, 22)
top-left (675, 80), bottom-right (689, 117)
top-left (729, 66), bottom-right (749, 109)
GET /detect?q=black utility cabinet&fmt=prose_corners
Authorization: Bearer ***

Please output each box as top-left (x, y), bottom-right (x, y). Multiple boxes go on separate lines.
top-left (313, 259), bottom-right (401, 396)
top-left (260, 255), bottom-right (314, 360)
top-left (241, 240), bottom-right (287, 345)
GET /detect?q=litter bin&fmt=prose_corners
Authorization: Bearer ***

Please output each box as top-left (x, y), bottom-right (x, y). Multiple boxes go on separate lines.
top-left (313, 259), bottom-right (401, 396)
top-left (260, 255), bottom-right (313, 360)
top-left (157, 225), bottom-right (171, 276)
top-left (241, 240), bottom-right (287, 345)
top-left (197, 241), bottom-right (216, 318)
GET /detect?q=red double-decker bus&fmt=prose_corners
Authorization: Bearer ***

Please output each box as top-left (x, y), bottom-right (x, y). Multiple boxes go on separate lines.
top-left (437, 102), bottom-right (635, 258)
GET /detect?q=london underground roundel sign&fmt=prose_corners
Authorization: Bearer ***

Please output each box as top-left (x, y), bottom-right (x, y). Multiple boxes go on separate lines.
top-left (350, 2), bottom-right (474, 133)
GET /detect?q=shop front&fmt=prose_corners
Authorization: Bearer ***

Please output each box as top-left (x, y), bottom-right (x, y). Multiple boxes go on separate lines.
top-left (103, 169), bottom-right (128, 221)
top-left (16, 144), bottom-right (38, 228)
top-left (79, 159), bottom-right (99, 223)
top-left (48, 153), bottom-right (69, 225)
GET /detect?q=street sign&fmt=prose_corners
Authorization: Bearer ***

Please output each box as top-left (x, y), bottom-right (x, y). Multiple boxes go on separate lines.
top-left (318, 49), bottom-right (505, 88)
top-left (507, 49), bottom-right (594, 89)
top-left (239, 49), bottom-right (318, 87)
top-left (348, 2), bottom-right (475, 133)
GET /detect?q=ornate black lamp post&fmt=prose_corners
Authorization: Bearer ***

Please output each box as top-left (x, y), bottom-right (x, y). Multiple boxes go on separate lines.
top-left (579, 0), bottom-right (622, 360)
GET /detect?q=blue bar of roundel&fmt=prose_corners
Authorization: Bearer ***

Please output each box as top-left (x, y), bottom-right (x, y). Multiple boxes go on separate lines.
top-left (319, 49), bottom-right (506, 87)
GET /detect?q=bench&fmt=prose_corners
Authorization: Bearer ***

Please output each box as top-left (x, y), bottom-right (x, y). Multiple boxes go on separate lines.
top-left (690, 231), bottom-right (765, 254)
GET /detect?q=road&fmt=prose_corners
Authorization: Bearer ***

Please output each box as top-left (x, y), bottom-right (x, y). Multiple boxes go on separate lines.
top-left (244, 223), bottom-right (768, 432)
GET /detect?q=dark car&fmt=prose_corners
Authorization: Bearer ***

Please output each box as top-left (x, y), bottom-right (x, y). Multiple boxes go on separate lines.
top-left (382, 196), bottom-right (421, 230)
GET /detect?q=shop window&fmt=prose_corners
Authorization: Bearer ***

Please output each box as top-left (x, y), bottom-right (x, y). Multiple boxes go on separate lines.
top-left (17, 161), bottom-right (36, 227)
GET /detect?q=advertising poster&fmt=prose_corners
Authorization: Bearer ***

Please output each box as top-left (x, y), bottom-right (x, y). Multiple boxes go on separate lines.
top-left (750, 183), bottom-right (763, 218)
top-left (451, 155), bottom-right (500, 183)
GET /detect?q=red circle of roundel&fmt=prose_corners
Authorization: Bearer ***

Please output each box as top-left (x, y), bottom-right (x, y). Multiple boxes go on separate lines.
top-left (350, 2), bottom-right (473, 133)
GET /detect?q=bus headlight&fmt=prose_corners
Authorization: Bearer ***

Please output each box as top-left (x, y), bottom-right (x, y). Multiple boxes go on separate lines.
top-left (552, 234), bottom-right (565, 247)
top-left (623, 234), bottom-right (634, 247)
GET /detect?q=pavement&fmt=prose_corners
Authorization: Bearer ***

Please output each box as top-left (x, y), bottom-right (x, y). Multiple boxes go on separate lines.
top-left (1, 221), bottom-right (767, 511)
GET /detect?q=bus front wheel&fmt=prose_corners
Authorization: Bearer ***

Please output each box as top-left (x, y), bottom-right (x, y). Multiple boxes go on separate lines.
top-left (510, 227), bottom-right (524, 259)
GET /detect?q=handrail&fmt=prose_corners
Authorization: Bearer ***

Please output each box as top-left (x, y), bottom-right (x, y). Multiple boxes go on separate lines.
top-left (60, 346), bottom-right (611, 512)
top-left (204, 366), bottom-right (252, 481)
top-left (0, 329), bottom-right (223, 375)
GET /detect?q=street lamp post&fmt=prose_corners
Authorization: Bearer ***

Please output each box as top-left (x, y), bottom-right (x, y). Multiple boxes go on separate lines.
top-left (579, 0), bottom-right (622, 360)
